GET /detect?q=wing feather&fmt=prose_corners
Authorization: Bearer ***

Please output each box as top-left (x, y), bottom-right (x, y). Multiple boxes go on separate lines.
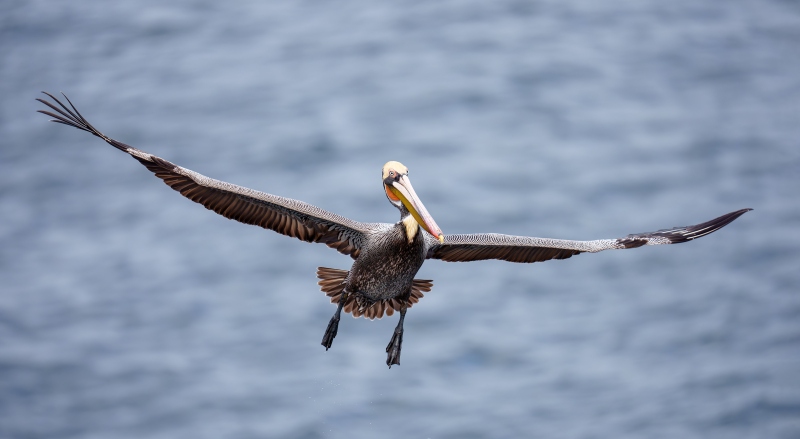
top-left (38, 92), bottom-right (375, 258)
top-left (427, 209), bottom-right (751, 263)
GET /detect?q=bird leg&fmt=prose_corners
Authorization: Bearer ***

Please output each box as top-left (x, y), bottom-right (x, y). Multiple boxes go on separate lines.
top-left (385, 305), bottom-right (407, 368)
top-left (321, 291), bottom-right (348, 350)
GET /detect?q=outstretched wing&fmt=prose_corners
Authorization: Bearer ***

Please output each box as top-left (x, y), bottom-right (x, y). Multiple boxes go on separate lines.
top-left (426, 208), bottom-right (751, 263)
top-left (38, 92), bottom-right (375, 259)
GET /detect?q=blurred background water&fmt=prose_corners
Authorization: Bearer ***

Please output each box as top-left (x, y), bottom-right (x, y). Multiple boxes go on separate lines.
top-left (1, 0), bottom-right (798, 438)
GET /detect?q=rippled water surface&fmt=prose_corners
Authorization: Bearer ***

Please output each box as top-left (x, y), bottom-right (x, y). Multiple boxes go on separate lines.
top-left (2, 1), bottom-right (799, 438)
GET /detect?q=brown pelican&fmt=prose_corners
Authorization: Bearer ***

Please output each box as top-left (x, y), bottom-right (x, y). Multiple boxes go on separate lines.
top-left (37, 92), bottom-right (751, 367)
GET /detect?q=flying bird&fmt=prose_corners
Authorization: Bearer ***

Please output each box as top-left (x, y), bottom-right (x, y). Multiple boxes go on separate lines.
top-left (37, 92), bottom-right (751, 367)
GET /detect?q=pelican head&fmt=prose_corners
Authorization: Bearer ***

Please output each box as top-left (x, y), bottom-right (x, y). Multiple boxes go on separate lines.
top-left (382, 161), bottom-right (444, 243)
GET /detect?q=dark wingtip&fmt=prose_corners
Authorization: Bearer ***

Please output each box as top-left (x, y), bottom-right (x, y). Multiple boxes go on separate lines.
top-left (655, 208), bottom-right (752, 243)
top-left (36, 91), bottom-right (133, 151)
top-left (717, 208), bottom-right (752, 223)
top-left (37, 91), bottom-right (85, 128)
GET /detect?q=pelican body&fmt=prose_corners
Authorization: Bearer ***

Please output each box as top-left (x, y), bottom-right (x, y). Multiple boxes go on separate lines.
top-left (37, 92), bottom-right (751, 367)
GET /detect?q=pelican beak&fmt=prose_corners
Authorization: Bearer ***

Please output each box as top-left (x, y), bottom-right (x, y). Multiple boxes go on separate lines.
top-left (388, 175), bottom-right (444, 243)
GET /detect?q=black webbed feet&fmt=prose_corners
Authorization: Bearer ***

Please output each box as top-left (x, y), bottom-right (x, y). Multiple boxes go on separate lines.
top-left (385, 307), bottom-right (407, 368)
top-left (321, 314), bottom-right (340, 350)
top-left (322, 292), bottom-right (348, 351)
top-left (385, 328), bottom-right (403, 368)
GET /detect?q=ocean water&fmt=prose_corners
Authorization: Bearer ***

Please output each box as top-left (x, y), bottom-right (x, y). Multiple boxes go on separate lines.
top-left (1, 0), bottom-right (798, 438)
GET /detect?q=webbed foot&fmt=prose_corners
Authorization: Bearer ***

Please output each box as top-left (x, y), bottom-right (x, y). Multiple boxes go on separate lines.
top-left (385, 328), bottom-right (403, 368)
top-left (385, 304), bottom-right (408, 368)
top-left (321, 314), bottom-right (340, 350)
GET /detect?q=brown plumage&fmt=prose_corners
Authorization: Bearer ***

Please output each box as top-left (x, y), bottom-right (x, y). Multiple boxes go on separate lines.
top-left (317, 267), bottom-right (431, 320)
top-left (37, 92), bottom-right (751, 368)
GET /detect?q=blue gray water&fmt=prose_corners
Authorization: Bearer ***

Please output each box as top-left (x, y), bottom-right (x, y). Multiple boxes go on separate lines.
top-left (2, 1), bottom-right (799, 438)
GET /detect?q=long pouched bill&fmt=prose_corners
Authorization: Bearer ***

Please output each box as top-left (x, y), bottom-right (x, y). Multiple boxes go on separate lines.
top-left (388, 175), bottom-right (444, 243)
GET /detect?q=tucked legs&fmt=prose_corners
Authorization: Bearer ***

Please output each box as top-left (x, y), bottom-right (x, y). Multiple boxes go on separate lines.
top-left (321, 291), bottom-right (348, 350)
